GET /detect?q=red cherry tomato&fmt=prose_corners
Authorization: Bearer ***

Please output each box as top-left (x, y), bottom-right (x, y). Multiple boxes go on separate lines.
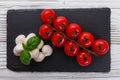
top-left (64, 41), bottom-right (79, 56)
top-left (39, 24), bottom-right (54, 39)
top-left (77, 32), bottom-right (94, 48)
top-left (76, 50), bottom-right (92, 66)
top-left (51, 32), bottom-right (66, 47)
top-left (66, 23), bottom-right (81, 39)
top-left (92, 39), bottom-right (109, 55)
top-left (40, 9), bottom-right (56, 24)
top-left (53, 16), bottom-right (68, 31)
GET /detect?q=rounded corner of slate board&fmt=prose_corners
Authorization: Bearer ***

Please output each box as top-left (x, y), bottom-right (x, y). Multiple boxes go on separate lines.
top-left (7, 64), bottom-right (17, 72)
top-left (7, 8), bottom-right (111, 72)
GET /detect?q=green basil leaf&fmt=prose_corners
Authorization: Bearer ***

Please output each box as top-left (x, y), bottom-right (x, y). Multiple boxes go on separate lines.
top-left (27, 36), bottom-right (41, 51)
top-left (22, 43), bottom-right (30, 51)
top-left (20, 50), bottom-right (31, 65)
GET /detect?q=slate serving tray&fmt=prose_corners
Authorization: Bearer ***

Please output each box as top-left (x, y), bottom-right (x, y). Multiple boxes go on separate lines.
top-left (7, 8), bottom-right (111, 72)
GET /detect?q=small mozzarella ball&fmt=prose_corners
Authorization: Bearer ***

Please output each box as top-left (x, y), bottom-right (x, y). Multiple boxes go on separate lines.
top-left (15, 35), bottom-right (25, 44)
top-left (30, 49), bottom-right (39, 59)
top-left (27, 33), bottom-right (36, 38)
top-left (25, 33), bottom-right (36, 43)
top-left (37, 40), bottom-right (44, 49)
top-left (13, 47), bottom-right (20, 56)
top-left (42, 45), bottom-right (53, 57)
top-left (34, 52), bottom-right (45, 62)
top-left (13, 43), bottom-right (24, 56)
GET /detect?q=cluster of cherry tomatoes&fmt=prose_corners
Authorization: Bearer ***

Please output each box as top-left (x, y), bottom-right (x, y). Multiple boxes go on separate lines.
top-left (38, 9), bottom-right (109, 66)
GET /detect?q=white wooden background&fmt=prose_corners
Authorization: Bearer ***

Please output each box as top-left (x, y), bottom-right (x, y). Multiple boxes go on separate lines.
top-left (0, 0), bottom-right (120, 80)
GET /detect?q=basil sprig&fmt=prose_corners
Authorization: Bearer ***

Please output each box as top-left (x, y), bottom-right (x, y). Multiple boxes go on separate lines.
top-left (20, 36), bottom-right (41, 65)
top-left (20, 50), bottom-right (31, 65)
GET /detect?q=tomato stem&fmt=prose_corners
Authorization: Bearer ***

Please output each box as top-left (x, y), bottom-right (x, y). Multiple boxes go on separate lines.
top-left (84, 38), bottom-right (89, 42)
top-left (73, 31), bottom-right (78, 36)
top-left (98, 44), bottom-right (102, 50)
top-left (57, 38), bottom-right (63, 43)
top-left (49, 16), bottom-right (53, 24)
top-left (61, 23), bottom-right (65, 28)
top-left (96, 44), bottom-right (102, 53)
top-left (84, 56), bottom-right (88, 61)
top-left (69, 46), bottom-right (74, 51)
top-left (49, 25), bottom-right (98, 56)
top-left (45, 31), bottom-right (50, 35)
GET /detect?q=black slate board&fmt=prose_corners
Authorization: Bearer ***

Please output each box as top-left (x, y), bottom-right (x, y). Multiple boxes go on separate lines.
top-left (7, 8), bottom-right (111, 72)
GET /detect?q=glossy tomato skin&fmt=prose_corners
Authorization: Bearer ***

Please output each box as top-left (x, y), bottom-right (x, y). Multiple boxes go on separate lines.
top-left (53, 16), bottom-right (68, 31)
top-left (77, 32), bottom-right (94, 48)
top-left (40, 9), bottom-right (56, 24)
top-left (64, 41), bottom-right (79, 56)
top-left (39, 24), bottom-right (54, 39)
top-left (66, 23), bottom-right (82, 39)
top-left (76, 50), bottom-right (92, 66)
top-left (92, 39), bottom-right (109, 55)
top-left (51, 32), bottom-right (66, 47)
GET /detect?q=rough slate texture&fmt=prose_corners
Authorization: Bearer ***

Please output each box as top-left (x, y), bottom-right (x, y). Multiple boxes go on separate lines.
top-left (7, 8), bottom-right (111, 72)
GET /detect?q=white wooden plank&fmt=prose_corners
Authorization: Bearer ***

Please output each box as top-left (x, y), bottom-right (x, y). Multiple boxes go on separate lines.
top-left (0, 78), bottom-right (120, 80)
top-left (0, 55), bottom-right (6, 58)
top-left (65, 2), bottom-right (120, 9)
top-left (0, 69), bottom-right (120, 78)
top-left (0, 62), bottom-right (6, 66)
top-left (0, 0), bottom-right (64, 2)
top-left (0, 1), bottom-right (65, 9)
top-left (0, 78), bottom-right (119, 80)
top-left (0, 53), bottom-right (6, 55)
top-left (66, 0), bottom-right (120, 2)
top-left (0, 58), bottom-right (6, 62)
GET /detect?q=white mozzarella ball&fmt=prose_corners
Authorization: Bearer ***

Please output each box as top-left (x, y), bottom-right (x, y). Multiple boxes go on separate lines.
top-left (13, 43), bottom-right (24, 56)
top-left (37, 40), bottom-right (44, 49)
top-left (15, 35), bottom-right (25, 44)
top-left (13, 47), bottom-right (20, 56)
top-left (42, 45), bottom-right (53, 57)
top-left (30, 49), bottom-right (39, 59)
top-left (25, 33), bottom-right (36, 43)
top-left (34, 52), bottom-right (45, 62)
